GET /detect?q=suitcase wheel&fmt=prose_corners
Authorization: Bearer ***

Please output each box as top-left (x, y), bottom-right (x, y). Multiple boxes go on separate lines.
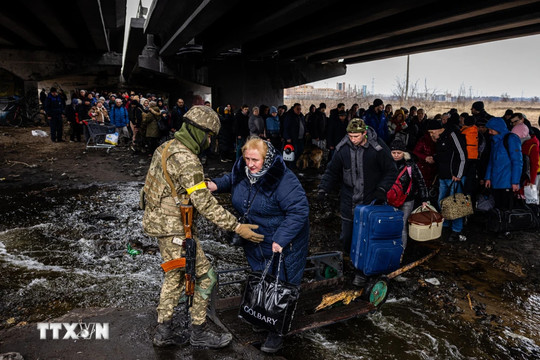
top-left (364, 276), bottom-right (389, 307)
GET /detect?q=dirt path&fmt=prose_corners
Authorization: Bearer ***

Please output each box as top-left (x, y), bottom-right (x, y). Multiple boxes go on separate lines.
top-left (0, 126), bottom-right (148, 188)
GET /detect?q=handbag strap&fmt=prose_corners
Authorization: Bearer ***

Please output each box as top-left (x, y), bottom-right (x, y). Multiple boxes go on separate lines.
top-left (445, 180), bottom-right (463, 198)
top-left (405, 166), bottom-right (412, 194)
top-left (239, 184), bottom-right (262, 222)
top-left (258, 250), bottom-right (289, 284)
top-left (259, 252), bottom-right (276, 284)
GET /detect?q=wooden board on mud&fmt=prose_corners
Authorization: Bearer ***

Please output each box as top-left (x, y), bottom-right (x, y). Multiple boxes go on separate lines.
top-left (214, 277), bottom-right (376, 344)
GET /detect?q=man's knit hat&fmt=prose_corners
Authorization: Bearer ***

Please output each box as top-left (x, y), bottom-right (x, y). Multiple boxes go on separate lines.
top-left (346, 118), bottom-right (368, 133)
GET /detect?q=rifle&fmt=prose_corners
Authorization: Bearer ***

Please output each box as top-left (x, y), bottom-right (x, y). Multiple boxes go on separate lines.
top-left (180, 202), bottom-right (196, 308)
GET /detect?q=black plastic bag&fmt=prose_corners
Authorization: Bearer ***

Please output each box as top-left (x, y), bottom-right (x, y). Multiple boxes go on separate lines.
top-left (238, 253), bottom-right (300, 335)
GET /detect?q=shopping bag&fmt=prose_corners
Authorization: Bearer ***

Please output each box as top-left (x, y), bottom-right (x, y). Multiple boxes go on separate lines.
top-left (238, 253), bottom-right (300, 335)
top-left (440, 181), bottom-right (473, 220)
top-left (524, 184), bottom-right (539, 205)
top-left (476, 192), bottom-right (495, 212)
top-left (105, 132), bottom-right (118, 145)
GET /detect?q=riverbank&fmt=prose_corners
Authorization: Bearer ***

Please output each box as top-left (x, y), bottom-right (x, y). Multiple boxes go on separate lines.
top-left (1, 125), bottom-right (539, 359)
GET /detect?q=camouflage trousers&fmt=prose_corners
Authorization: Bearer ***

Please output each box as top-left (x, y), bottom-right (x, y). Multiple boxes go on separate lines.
top-left (156, 235), bottom-right (216, 325)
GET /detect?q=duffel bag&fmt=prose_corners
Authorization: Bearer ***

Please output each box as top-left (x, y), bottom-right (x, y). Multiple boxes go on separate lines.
top-left (487, 206), bottom-right (538, 233)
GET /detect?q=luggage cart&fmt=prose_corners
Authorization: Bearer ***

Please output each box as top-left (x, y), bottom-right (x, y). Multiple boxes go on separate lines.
top-left (207, 248), bottom-right (440, 347)
top-left (83, 120), bottom-right (116, 153)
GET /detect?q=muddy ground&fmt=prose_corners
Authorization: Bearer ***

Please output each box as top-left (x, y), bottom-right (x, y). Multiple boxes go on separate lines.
top-left (1, 125), bottom-right (539, 359)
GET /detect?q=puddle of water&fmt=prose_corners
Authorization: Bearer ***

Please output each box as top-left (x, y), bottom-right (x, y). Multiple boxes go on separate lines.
top-left (0, 182), bottom-right (538, 360)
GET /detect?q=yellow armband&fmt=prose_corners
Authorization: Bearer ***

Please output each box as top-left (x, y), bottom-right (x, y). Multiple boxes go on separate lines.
top-left (186, 181), bottom-right (207, 195)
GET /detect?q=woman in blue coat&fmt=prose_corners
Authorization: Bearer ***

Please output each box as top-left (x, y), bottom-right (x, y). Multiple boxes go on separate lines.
top-left (208, 137), bottom-right (309, 353)
top-left (485, 117), bottom-right (523, 209)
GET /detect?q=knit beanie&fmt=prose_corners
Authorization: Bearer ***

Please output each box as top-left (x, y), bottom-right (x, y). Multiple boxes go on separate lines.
top-left (390, 139), bottom-right (407, 151)
top-left (472, 101), bottom-right (484, 111)
top-left (426, 119), bottom-right (443, 130)
top-left (511, 123), bottom-right (530, 139)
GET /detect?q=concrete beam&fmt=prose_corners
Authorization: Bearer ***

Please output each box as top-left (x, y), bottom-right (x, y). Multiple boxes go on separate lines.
top-left (159, 0), bottom-right (241, 57)
top-left (123, 17), bottom-right (146, 80)
top-left (313, 8), bottom-right (540, 63)
top-left (0, 49), bottom-right (121, 81)
top-left (285, 0), bottom-right (540, 62)
top-left (75, 0), bottom-right (110, 52)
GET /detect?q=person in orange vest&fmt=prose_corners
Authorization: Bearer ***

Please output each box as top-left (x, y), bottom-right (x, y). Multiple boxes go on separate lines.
top-left (461, 115), bottom-right (481, 205)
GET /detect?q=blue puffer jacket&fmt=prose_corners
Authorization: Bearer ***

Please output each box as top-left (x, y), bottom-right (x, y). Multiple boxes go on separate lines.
top-left (362, 105), bottom-right (388, 143)
top-left (109, 105), bottom-right (129, 127)
top-left (485, 117), bottom-right (523, 188)
top-left (212, 155), bottom-right (310, 285)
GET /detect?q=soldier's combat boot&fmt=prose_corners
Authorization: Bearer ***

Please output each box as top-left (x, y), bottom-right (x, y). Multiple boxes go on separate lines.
top-left (153, 320), bottom-right (189, 347)
top-left (190, 322), bottom-right (232, 348)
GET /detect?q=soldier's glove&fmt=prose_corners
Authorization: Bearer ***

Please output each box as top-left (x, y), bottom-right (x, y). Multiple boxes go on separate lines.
top-left (235, 223), bottom-right (264, 243)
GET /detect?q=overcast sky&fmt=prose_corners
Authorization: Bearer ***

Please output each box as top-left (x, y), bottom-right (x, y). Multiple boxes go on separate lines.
top-left (309, 34), bottom-right (540, 99)
top-left (128, 1), bottom-right (540, 99)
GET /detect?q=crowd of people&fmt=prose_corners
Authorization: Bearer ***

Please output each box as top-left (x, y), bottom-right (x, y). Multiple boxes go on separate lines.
top-left (40, 86), bottom-right (540, 353)
top-left (41, 87), bottom-right (540, 246)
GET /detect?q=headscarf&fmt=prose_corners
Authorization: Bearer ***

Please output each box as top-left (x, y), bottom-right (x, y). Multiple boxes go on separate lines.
top-left (245, 140), bottom-right (277, 184)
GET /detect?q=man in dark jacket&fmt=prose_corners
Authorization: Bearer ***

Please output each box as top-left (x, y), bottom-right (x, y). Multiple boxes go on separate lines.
top-left (170, 98), bottom-right (189, 131)
top-left (233, 104), bottom-right (250, 159)
top-left (326, 110), bottom-right (349, 162)
top-left (318, 119), bottom-right (397, 286)
top-left (308, 103), bottom-right (327, 149)
top-left (428, 119), bottom-right (468, 242)
top-left (362, 98), bottom-right (389, 144)
top-left (471, 101), bottom-right (493, 127)
top-left (282, 103), bottom-right (306, 168)
top-left (44, 87), bottom-right (66, 142)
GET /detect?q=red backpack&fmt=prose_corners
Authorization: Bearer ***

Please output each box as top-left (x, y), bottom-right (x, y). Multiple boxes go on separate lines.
top-left (387, 166), bottom-right (412, 208)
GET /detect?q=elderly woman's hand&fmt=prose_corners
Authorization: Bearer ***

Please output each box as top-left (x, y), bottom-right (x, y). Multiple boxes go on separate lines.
top-left (206, 181), bottom-right (217, 192)
top-left (272, 242), bottom-right (282, 253)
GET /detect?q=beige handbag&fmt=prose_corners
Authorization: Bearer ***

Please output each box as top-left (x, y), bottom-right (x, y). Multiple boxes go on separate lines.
top-left (440, 181), bottom-right (473, 220)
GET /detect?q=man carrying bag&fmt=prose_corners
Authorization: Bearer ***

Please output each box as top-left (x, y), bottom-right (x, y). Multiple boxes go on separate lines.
top-left (426, 117), bottom-right (469, 242)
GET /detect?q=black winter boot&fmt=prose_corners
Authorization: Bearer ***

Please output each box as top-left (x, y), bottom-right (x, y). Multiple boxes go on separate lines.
top-left (153, 320), bottom-right (189, 347)
top-left (260, 332), bottom-right (283, 353)
top-left (190, 322), bottom-right (232, 348)
top-left (353, 270), bottom-right (368, 287)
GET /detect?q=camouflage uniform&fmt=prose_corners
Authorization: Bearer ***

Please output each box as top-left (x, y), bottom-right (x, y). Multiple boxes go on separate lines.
top-left (143, 132), bottom-right (239, 325)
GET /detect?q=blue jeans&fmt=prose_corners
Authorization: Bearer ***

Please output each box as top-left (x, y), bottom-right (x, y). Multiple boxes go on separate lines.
top-left (438, 178), bottom-right (466, 233)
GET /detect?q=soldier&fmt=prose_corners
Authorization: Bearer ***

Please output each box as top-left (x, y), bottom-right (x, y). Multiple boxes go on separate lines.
top-left (141, 105), bottom-right (264, 348)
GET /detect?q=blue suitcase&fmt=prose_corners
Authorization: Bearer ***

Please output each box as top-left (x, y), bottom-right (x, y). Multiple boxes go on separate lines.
top-left (350, 203), bottom-right (404, 276)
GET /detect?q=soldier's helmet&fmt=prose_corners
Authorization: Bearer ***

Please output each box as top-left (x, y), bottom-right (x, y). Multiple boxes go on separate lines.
top-left (183, 105), bottom-right (220, 135)
top-left (346, 118), bottom-right (368, 133)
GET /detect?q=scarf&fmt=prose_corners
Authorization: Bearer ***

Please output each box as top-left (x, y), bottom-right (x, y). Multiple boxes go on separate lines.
top-left (174, 123), bottom-right (209, 154)
top-left (245, 141), bottom-right (277, 184)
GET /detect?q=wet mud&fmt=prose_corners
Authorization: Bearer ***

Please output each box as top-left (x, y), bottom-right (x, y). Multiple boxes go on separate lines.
top-left (0, 138), bottom-right (539, 359)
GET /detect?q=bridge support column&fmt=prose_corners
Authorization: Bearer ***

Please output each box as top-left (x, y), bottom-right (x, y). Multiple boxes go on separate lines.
top-left (23, 81), bottom-right (40, 114)
top-left (209, 58), bottom-right (346, 110)
top-left (209, 59), bottom-right (283, 110)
